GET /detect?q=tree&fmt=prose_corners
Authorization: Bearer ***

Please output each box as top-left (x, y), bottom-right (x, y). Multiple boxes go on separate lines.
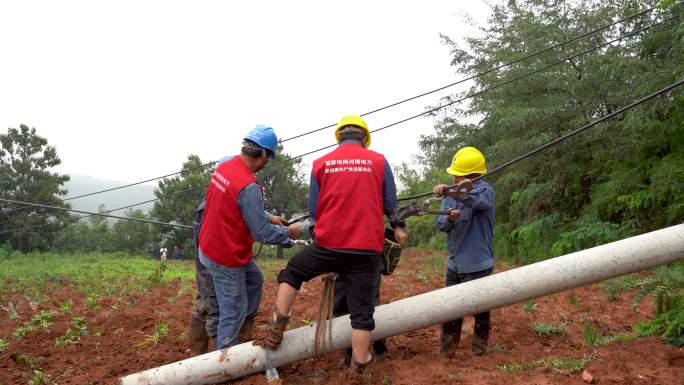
top-left (258, 144), bottom-right (308, 219)
top-left (151, 155), bottom-right (211, 256)
top-left (0, 125), bottom-right (70, 252)
top-left (401, 0), bottom-right (684, 261)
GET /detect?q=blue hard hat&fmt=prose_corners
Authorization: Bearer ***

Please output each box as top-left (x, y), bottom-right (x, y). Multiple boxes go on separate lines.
top-left (244, 125), bottom-right (278, 157)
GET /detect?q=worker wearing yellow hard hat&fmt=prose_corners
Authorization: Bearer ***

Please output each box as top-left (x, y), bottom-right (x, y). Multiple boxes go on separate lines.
top-left (433, 146), bottom-right (495, 357)
top-left (335, 114), bottom-right (371, 148)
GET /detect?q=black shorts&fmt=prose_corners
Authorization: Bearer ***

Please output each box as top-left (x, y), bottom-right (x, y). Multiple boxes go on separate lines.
top-left (277, 243), bottom-right (382, 331)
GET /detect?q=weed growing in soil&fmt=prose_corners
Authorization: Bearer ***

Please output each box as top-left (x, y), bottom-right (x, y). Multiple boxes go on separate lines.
top-left (550, 357), bottom-right (591, 373)
top-left (602, 275), bottom-right (637, 302)
top-left (568, 294), bottom-right (582, 310)
top-left (136, 320), bottom-right (171, 348)
top-left (531, 322), bottom-right (566, 336)
top-left (60, 299), bottom-right (73, 314)
top-left (26, 369), bottom-right (52, 385)
top-left (86, 294), bottom-right (100, 310)
top-left (497, 358), bottom-right (546, 373)
top-left (31, 310), bottom-right (55, 330)
top-left (12, 323), bottom-right (34, 339)
top-left (1, 301), bottom-right (19, 320)
top-left (489, 342), bottom-right (511, 352)
top-left (0, 338), bottom-right (7, 352)
top-left (583, 322), bottom-right (604, 346)
top-left (522, 300), bottom-right (538, 314)
top-left (55, 317), bottom-right (90, 347)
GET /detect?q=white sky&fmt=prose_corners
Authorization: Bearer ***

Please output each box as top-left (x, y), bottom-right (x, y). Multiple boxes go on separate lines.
top-left (0, 1), bottom-right (492, 185)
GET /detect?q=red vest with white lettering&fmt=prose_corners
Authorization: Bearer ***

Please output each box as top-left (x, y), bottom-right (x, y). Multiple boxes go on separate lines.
top-left (312, 143), bottom-right (385, 252)
top-left (199, 156), bottom-right (258, 267)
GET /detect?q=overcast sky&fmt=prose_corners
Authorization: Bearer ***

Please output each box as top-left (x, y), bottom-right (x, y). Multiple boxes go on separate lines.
top-left (0, 1), bottom-right (492, 186)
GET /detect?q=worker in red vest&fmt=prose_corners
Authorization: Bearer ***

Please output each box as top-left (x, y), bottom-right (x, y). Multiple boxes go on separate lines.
top-left (259, 115), bottom-right (408, 378)
top-left (198, 125), bottom-right (302, 350)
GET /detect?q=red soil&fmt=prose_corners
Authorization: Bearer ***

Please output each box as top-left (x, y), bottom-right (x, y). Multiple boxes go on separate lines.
top-left (1, 251), bottom-right (682, 385)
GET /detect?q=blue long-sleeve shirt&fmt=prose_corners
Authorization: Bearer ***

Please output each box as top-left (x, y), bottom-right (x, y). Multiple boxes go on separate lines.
top-left (435, 180), bottom-right (495, 273)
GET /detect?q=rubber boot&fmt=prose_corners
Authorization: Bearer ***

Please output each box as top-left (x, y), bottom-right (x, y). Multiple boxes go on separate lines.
top-left (440, 319), bottom-right (463, 354)
top-left (339, 348), bottom-right (352, 368)
top-left (471, 321), bottom-right (490, 356)
top-left (372, 339), bottom-right (389, 360)
top-left (344, 354), bottom-right (373, 385)
top-left (188, 313), bottom-right (208, 354)
top-left (238, 316), bottom-right (255, 343)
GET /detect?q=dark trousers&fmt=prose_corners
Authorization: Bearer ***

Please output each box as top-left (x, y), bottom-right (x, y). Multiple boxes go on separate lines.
top-left (278, 243), bottom-right (382, 331)
top-left (441, 267), bottom-right (493, 342)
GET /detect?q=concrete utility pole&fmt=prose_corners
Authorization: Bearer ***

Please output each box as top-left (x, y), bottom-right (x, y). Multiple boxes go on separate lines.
top-left (120, 224), bottom-right (684, 385)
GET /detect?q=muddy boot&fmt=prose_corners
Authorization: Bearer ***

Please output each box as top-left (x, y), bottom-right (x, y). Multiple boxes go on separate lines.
top-left (256, 309), bottom-right (290, 349)
top-left (188, 314), bottom-right (208, 354)
top-left (372, 339), bottom-right (389, 360)
top-left (440, 319), bottom-right (462, 354)
top-left (343, 357), bottom-right (373, 385)
top-left (339, 348), bottom-right (352, 368)
top-left (471, 321), bottom-right (490, 356)
top-left (238, 316), bottom-right (255, 343)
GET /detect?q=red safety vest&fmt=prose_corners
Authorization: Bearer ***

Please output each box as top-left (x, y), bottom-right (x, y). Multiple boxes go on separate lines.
top-left (312, 143), bottom-right (385, 252)
top-left (199, 156), bottom-right (258, 267)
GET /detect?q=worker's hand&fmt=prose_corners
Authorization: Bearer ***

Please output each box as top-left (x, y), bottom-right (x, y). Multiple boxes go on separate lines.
top-left (394, 227), bottom-right (408, 246)
top-left (270, 215), bottom-right (289, 226)
top-left (446, 208), bottom-right (461, 223)
top-left (287, 224), bottom-right (303, 240)
top-left (446, 179), bottom-right (473, 200)
top-left (433, 184), bottom-right (449, 197)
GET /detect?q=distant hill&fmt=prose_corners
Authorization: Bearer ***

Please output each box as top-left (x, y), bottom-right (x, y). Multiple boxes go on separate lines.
top-left (64, 175), bottom-right (156, 215)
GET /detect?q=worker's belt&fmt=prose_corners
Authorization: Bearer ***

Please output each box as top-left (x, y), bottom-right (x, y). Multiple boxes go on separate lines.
top-left (382, 227), bottom-right (403, 275)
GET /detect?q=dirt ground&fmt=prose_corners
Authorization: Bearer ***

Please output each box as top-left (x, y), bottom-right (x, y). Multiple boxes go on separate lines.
top-left (1, 250), bottom-right (683, 385)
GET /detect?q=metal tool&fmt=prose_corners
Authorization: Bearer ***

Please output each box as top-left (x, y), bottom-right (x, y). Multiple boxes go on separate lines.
top-left (263, 349), bottom-right (279, 382)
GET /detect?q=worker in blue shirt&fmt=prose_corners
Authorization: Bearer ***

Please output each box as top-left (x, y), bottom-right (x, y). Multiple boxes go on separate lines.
top-left (433, 146), bottom-right (495, 356)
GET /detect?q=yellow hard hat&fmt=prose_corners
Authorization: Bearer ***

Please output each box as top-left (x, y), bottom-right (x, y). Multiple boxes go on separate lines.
top-left (447, 147), bottom-right (487, 176)
top-left (335, 114), bottom-right (371, 148)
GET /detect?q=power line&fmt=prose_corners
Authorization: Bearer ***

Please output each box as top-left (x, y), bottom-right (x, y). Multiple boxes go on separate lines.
top-left (279, 6), bottom-right (658, 143)
top-left (0, 186), bottom-right (203, 234)
top-left (267, 16), bottom-right (678, 168)
top-left (1, 6), bottom-right (659, 214)
top-left (4, 14), bottom-right (671, 233)
top-left (0, 198), bottom-right (192, 230)
top-left (398, 77), bottom-right (684, 201)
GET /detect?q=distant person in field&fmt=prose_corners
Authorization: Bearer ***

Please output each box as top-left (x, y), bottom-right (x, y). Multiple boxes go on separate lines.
top-left (433, 146), bottom-right (495, 356)
top-left (173, 245), bottom-right (181, 259)
top-left (197, 125), bottom-right (302, 350)
top-left (258, 115), bottom-right (407, 379)
top-left (159, 246), bottom-right (168, 262)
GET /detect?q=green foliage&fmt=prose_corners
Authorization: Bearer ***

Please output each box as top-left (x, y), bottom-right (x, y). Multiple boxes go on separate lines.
top-left (136, 319), bottom-right (171, 348)
top-left (0, 124), bottom-right (71, 252)
top-left (583, 322), bottom-right (605, 346)
top-left (632, 262), bottom-right (684, 346)
top-left (0, 252), bottom-right (194, 298)
top-left (550, 356), bottom-right (592, 374)
top-left (0, 338), bottom-right (7, 352)
top-left (31, 310), bottom-right (55, 330)
top-left (55, 316), bottom-right (90, 347)
top-left (568, 294), bottom-right (581, 310)
top-left (12, 323), bottom-right (34, 340)
top-left (398, 0), bottom-right (684, 264)
top-left (602, 275), bottom-right (638, 302)
top-left (1, 301), bottom-right (19, 320)
top-left (522, 300), bottom-right (538, 314)
top-left (530, 322), bottom-right (566, 336)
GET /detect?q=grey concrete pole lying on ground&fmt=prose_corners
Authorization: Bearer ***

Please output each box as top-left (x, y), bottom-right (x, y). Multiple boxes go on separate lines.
top-left (120, 224), bottom-right (684, 385)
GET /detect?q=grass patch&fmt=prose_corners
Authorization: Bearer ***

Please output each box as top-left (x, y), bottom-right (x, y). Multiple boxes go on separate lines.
top-left (12, 324), bottom-right (34, 340)
top-left (568, 294), bottom-right (582, 310)
top-left (1, 301), bottom-right (19, 320)
top-left (522, 300), bottom-right (538, 314)
top-left (0, 338), bottom-right (7, 352)
top-left (135, 319), bottom-right (171, 348)
top-left (530, 322), bottom-right (566, 336)
top-left (550, 356), bottom-right (592, 374)
top-left (498, 356), bottom-right (593, 374)
top-left (55, 316), bottom-right (90, 347)
top-left (601, 275), bottom-right (637, 302)
top-left (0, 252), bottom-right (196, 298)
